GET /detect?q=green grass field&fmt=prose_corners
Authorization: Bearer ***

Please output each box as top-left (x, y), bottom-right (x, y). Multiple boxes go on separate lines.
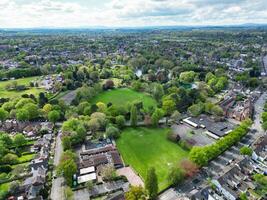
top-left (116, 127), bottom-right (189, 191)
top-left (91, 88), bottom-right (157, 108)
top-left (0, 76), bottom-right (44, 98)
top-left (18, 153), bottom-right (36, 163)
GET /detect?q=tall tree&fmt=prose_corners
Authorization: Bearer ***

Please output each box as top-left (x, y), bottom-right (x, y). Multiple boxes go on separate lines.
top-left (48, 110), bottom-right (60, 124)
top-left (145, 167), bottom-right (158, 200)
top-left (0, 108), bottom-right (8, 127)
top-left (168, 166), bottom-right (185, 186)
top-left (130, 104), bottom-right (137, 127)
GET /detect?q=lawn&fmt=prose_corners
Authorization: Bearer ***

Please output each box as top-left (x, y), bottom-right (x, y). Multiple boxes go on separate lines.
top-left (0, 182), bottom-right (9, 199)
top-left (17, 153), bottom-right (36, 163)
top-left (116, 127), bottom-right (189, 191)
top-left (91, 88), bottom-right (157, 109)
top-left (11, 161), bottom-right (30, 169)
top-left (0, 76), bottom-right (44, 98)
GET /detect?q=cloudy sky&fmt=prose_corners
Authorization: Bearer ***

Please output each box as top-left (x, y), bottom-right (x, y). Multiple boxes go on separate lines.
top-left (0, 0), bottom-right (267, 28)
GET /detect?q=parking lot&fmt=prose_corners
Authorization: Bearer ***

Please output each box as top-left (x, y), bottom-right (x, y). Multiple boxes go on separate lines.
top-left (171, 123), bottom-right (215, 146)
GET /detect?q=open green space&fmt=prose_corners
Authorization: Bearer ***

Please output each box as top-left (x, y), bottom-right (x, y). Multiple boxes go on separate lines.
top-left (91, 88), bottom-right (157, 109)
top-left (18, 153), bottom-right (36, 163)
top-left (116, 127), bottom-right (189, 191)
top-left (0, 76), bottom-right (45, 98)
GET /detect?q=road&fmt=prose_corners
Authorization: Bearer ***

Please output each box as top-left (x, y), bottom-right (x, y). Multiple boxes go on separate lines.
top-left (251, 92), bottom-right (266, 136)
top-left (50, 132), bottom-right (65, 200)
top-left (261, 55), bottom-right (267, 75)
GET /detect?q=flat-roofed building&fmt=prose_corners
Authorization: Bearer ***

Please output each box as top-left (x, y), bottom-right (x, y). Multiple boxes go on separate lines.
top-left (80, 166), bottom-right (95, 175)
top-left (77, 173), bottom-right (97, 184)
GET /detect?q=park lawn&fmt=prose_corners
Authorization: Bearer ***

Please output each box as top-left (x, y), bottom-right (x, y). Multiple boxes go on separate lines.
top-left (91, 88), bottom-right (157, 109)
top-left (116, 127), bottom-right (189, 191)
top-left (0, 76), bottom-right (44, 98)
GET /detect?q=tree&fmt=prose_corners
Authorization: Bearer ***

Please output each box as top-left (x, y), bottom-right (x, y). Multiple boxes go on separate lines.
top-left (96, 102), bottom-right (107, 112)
top-left (88, 118), bottom-right (100, 133)
top-left (130, 104), bottom-right (138, 127)
top-left (0, 133), bottom-right (13, 147)
top-left (0, 108), bottom-right (8, 127)
top-left (115, 115), bottom-right (126, 128)
top-left (152, 83), bottom-right (164, 102)
top-left (42, 104), bottom-right (53, 115)
top-left (171, 111), bottom-right (181, 122)
top-left (179, 71), bottom-right (196, 83)
top-left (48, 110), bottom-right (60, 124)
top-left (104, 79), bottom-right (114, 90)
top-left (189, 146), bottom-right (209, 166)
top-left (188, 103), bottom-right (204, 117)
top-left (211, 105), bottom-right (223, 117)
top-left (106, 125), bottom-right (120, 139)
top-left (57, 151), bottom-right (77, 186)
top-left (101, 165), bottom-right (117, 181)
top-left (239, 192), bottom-right (248, 200)
top-left (62, 136), bottom-right (72, 151)
top-left (13, 133), bottom-right (27, 148)
top-left (23, 103), bottom-right (39, 120)
top-left (38, 92), bottom-right (48, 107)
top-left (126, 186), bottom-right (147, 200)
top-left (240, 146), bottom-right (253, 156)
top-left (151, 108), bottom-right (164, 127)
top-left (2, 153), bottom-right (18, 165)
top-left (180, 159), bottom-right (199, 178)
top-left (162, 99), bottom-right (176, 116)
top-left (168, 166), bottom-right (185, 186)
top-left (253, 173), bottom-right (267, 195)
top-left (0, 141), bottom-right (8, 158)
top-left (145, 167), bottom-right (158, 200)
top-left (16, 109), bottom-right (30, 122)
top-left (90, 112), bottom-right (107, 128)
top-left (86, 181), bottom-right (94, 191)
top-left (64, 186), bottom-right (74, 200)
top-left (77, 102), bottom-right (91, 115)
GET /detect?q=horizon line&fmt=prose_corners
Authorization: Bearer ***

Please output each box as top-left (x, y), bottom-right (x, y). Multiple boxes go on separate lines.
top-left (1, 23), bottom-right (267, 30)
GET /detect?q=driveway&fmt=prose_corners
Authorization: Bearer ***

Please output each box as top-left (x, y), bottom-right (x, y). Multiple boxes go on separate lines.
top-left (117, 166), bottom-right (144, 187)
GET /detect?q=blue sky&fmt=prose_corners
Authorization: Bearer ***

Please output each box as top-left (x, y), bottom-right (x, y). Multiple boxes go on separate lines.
top-left (0, 0), bottom-right (267, 28)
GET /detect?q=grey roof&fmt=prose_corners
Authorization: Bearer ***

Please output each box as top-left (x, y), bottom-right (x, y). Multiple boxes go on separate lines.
top-left (188, 116), bottom-right (235, 137)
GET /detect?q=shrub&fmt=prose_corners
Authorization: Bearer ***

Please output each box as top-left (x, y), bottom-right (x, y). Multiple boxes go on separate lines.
top-left (0, 165), bottom-right (12, 173)
top-left (167, 131), bottom-right (180, 143)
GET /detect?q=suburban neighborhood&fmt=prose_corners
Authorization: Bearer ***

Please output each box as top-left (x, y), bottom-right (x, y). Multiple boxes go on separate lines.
top-left (0, 2), bottom-right (267, 199)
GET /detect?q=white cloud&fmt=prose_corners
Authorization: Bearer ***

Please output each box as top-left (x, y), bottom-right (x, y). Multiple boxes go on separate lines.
top-left (0, 0), bottom-right (266, 28)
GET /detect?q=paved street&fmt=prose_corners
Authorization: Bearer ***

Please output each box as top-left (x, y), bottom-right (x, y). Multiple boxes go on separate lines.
top-left (51, 132), bottom-right (65, 200)
top-left (251, 92), bottom-right (266, 136)
top-left (261, 55), bottom-right (267, 75)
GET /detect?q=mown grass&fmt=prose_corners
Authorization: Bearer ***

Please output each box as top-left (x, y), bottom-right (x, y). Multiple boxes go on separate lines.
top-left (91, 88), bottom-right (157, 109)
top-left (17, 153), bottom-right (36, 163)
top-left (0, 76), bottom-right (44, 98)
top-left (116, 127), bottom-right (189, 191)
